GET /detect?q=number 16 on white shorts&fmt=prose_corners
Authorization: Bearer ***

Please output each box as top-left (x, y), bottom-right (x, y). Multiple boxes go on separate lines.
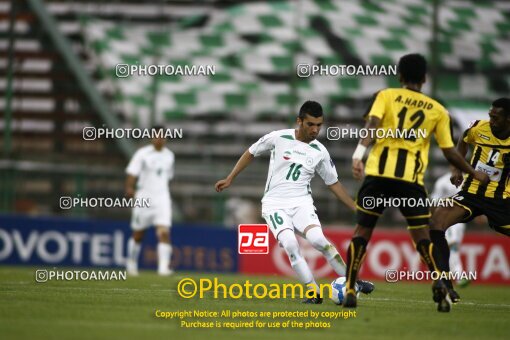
top-left (262, 205), bottom-right (321, 237)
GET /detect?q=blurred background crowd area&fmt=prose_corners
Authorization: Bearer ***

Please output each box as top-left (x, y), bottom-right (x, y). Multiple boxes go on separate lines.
top-left (1, 0), bottom-right (509, 228)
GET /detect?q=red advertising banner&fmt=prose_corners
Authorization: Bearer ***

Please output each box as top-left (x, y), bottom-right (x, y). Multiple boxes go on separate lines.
top-left (239, 228), bottom-right (510, 284)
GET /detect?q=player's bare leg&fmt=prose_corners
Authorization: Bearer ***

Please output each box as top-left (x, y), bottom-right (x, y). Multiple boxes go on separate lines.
top-left (304, 225), bottom-right (374, 296)
top-left (156, 226), bottom-right (173, 276)
top-left (343, 224), bottom-right (373, 308)
top-left (127, 230), bottom-right (144, 276)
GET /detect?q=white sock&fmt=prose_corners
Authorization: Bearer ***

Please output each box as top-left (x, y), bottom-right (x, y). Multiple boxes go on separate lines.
top-left (449, 247), bottom-right (463, 276)
top-left (158, 243), bottom-right (172, 272)
top-left (292, 257), bottom-right (319, 294)
top-left (127, 238), bottom-right (141, 263)
top-left (325, 249), bottom-right (347, 277)
top-left (306, 227), bottom-right (346, 276)
top-left (278, 229), bottom-right (319, 294)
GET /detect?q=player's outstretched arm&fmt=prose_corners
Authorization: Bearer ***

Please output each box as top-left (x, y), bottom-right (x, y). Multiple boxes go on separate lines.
top-left (441, 146), bottom-right (489, 185)
top-left (327, 181), bottom-right (356, 212)
top-left (215, 150), bottom-right (255, 192)
top-left (352, 116), bottom-right (380, 180)
top-left (450, 133), bottom-right (469, 187)
top-left (125, 174), bottom-right (137, 198)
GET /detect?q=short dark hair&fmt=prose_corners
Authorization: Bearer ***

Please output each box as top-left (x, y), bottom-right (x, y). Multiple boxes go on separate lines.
top-left (299, 100), bottom-right (323, 119)
top-left (492, 98), bottom-right (510, 117)
top-left (398, 53), bottom-right (427, 84)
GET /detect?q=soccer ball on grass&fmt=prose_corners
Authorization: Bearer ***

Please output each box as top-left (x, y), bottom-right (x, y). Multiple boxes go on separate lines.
top-left (330, 276), bottom-right (360, 305)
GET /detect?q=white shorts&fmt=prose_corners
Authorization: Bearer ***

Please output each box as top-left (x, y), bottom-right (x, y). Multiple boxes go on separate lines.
top-left (445, 223), bottom-right (466, 246)
top-left (262, 204), bottom-right (321, 239)
top-left (131, 202), bottom-right (172, 231)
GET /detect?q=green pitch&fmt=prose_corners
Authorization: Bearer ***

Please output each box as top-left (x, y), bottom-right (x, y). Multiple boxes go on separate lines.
top-left (0, 266), bottom-right (508, 340)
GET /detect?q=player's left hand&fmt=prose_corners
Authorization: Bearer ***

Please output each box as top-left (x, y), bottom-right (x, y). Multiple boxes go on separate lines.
top-left (352, 159), bottom-right (364, 180)
top-left (215, 178), bottom-right (232, 192)
top-left (125, 187), bottom-right (135, 198)
top-left (473, 171), bottom-right (490, 185)
top-left (450, 169), bottom-right (464, 187)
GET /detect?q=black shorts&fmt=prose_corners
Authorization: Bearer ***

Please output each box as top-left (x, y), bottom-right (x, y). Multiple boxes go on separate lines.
top-left (451, 191), bottom-right (510, 231)
top-left (356, 176), bottom-right (430, 229)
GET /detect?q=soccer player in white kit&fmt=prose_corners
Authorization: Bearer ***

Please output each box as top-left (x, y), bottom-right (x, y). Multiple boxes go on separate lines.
top-left (125, 126), bottom-right (175, 276)
top-left (431, 166), bottom-right (469, 287)
top-left (215, 101), bottom-right (374, 303)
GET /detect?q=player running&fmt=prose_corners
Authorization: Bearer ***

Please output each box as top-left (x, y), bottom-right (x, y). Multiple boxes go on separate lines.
top-left (344, 54), bottom-right (489, 312)
top-left (431, 166), bottom-right (470, 288)
top-left (215, 100), bottom-right (375, 304)
top-left (430, 98), bottom-right (510, 294)
top-left (125, 126), bottom-right (175, 276)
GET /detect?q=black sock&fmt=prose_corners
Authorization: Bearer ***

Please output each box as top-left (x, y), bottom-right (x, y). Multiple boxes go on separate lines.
top-left (416, 238), bottom-right (453, 289)
top-left (345, 236), bottom-right (368, 291)
top-left (430, 230), bottom-right (451, 272)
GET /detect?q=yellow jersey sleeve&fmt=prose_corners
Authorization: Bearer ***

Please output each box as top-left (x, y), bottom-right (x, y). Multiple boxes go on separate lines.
top-left (462, 120), bottom-right (479, 144)
top-left (434, 109), bottom-right (455, 148)
top-left (366, 90), bottom-right (387, 120)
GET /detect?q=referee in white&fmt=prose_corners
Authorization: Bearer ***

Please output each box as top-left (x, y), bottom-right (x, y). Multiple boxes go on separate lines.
top-left (125, 126), bottom-right (175, 276)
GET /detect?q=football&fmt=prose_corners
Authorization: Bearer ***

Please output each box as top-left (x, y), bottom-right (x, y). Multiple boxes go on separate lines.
top-left (331, 277), bottom-right (359, 305)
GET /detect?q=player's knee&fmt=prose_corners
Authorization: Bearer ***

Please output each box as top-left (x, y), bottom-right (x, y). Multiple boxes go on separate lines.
top-left (278, 231), bottom-right (302, 263)
top-left (409, 228), bottom-right (429, 243)
top-left (283, 240), bottom-right (300, 260)
top-left (156, 227), bottom-right (170, 242)
top-left (306, 227), bottom-right (331, 252)
top-left (430, 208), bottom-right (448, 230)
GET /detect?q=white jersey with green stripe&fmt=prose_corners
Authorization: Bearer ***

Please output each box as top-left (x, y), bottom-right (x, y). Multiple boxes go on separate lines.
top-left (248, 129), bottom-right (338, 210)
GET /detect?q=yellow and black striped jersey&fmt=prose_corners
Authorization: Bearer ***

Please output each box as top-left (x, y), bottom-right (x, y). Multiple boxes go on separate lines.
top-left (364, 88), bottom-right (454, 186)
top-left (462, 120), bottom-right (510, 199)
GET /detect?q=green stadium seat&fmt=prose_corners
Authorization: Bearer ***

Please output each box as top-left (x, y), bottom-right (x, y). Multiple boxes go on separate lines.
top-left (80, 0), bottom-right (509, 126)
